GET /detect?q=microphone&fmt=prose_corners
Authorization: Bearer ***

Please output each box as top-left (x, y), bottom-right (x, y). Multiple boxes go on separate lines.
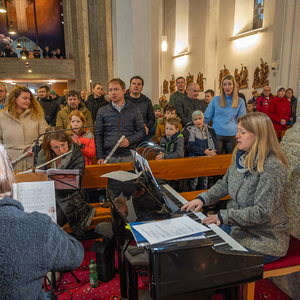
top-left (32, 124), bottom-right (110, 172)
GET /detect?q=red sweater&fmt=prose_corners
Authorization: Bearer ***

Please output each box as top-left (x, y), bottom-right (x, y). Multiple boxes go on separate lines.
top-left (72, 130), bottom-right (96, 165)
top-left (267, 96), bottom-right (291, 137)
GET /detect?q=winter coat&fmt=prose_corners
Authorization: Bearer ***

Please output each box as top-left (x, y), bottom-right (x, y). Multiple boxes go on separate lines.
top-left (124, 93), bottom-right (155, 129)
top-left (169, 91), bottom-right (185, 107)
top-left (267, 96), bottom-right (291, 138)
top-left (175, 96), bottom-right (207, 127)
top-left (94, 100), bottom-right (146, 160)
top-left (187, 125), bottom-right (220, 156)
top-left (0, 109), bottom-right (49, 171)
top-left (85, 94), bottom-right (108, 123)
top-left (159, 131), bottom-right (184, 159)
top-left (39, 98), bottom-right (61, 126)
top-left (256, 94), bottom-right (274, 114)
top-left (0, 197), bottom-right (84, 300)
top-left (198, 153), bottom-right (290, 257)
top-left (56, 103), bottom-right (93, 132)
top-left (72, 130), bottom-right (96, 165)
top-left (155, 117), bottom-right (183, 145)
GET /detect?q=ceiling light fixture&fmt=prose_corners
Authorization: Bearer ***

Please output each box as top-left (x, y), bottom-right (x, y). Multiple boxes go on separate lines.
top-left (0, 1), bottom-right (6, 13)
top-left (16, 39), bottom-right (22, 49)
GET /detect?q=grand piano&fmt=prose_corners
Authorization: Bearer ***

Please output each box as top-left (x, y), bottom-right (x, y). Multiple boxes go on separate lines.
top-left (106, 158), bottom-right (263, 300)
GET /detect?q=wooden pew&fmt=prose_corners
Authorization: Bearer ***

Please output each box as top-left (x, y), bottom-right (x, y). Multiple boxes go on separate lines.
top-left (82, 154), bottom-right (232, 189)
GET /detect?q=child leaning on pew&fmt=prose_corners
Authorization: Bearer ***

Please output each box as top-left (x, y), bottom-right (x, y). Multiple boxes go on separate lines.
top-left (156, 117), bottom-right (184, 160)
top-left (155, 105), bottom-right (183, 145)
top-left (188, 110), bottom-right (220, 191)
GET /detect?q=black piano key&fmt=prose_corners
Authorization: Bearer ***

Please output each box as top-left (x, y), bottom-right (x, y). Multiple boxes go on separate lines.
top-left (214, 244), bottom-right (231, 252)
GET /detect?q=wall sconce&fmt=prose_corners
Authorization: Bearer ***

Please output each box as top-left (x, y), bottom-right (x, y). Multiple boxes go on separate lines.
top-left (162, 36), bottom-right (167, 52)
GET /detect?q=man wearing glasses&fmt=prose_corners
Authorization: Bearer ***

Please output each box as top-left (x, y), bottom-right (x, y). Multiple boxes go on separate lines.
top-left (256, 86), bottom-right (274, 114)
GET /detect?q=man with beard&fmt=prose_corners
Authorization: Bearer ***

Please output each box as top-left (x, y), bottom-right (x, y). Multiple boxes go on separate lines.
top-left (56, 90), bottom-right (93, 131)
top-left (38, 85), bottom-right (61, 126)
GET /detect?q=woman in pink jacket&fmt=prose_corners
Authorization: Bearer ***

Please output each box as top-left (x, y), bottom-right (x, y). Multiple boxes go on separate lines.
top-left (68, 110), bottom-right (96, 165)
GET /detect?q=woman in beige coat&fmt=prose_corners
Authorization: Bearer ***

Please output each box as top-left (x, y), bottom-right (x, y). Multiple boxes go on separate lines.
top-left (0, 85), bottom-right (48, 171)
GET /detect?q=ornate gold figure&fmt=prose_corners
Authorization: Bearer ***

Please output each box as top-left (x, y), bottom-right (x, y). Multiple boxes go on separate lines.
top-left (169, 75), bottom-right (176, 94)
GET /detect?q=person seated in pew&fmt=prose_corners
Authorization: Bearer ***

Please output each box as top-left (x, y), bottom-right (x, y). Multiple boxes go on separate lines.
top-left (156, 117), bottom-right (184, 160)
top-left (68, 110), bottom-right (96, 165)
top-left (0, 143), bottom-right (84, 299)
top-left (37, 127), bottom-right (96, 236)
top-left (188, 110), bottom-right (220, 191)
top-left (182, 112), bottom-right (290, 264)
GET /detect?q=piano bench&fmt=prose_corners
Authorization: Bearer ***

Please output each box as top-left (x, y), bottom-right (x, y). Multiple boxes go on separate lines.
top-left (243, 235), bottom-right (300, 300)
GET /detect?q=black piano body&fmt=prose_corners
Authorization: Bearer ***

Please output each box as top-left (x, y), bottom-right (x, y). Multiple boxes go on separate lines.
top-left (107, 171), bottom-right (263, 300)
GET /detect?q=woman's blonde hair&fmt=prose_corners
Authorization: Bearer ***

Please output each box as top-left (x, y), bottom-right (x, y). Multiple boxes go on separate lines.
top-left (0, 144), bottom-right (15, 200)
top-left (68, 110), bottom-right (87, 136)
top-left (3, 85), bottom-right (44, 120)
top-left (219, 75), bottom-right (239, 108)
top-left (232, 112), bottom-right (288, 173)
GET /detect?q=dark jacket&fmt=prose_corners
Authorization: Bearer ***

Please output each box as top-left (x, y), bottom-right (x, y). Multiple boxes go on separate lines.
top-left (85, 94), bottom-right (108, 123)
top-left (43, 49), bottom-right (52, 58)
top-left (175, 96), bottom-right (207, 127)
top-left (0, 197), bottom-right (84, 300)
top-left (94, 100), bottom-right (146, 160)
top-left (159, 131), bottom-right (184, 159)
top-left (20, 49), bottom-right (29, 58)
top-left (39, 98), bottom-right (61, 126)
top-left (124, 93), bottom-right (155, 129)
top-left (288, 95), bottom-right (297, 120)
top-left (187, 125), bottom-right (220, 156)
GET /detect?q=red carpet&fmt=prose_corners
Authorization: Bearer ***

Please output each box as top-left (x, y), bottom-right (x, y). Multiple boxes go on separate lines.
top-left (45, 240), bottom-right (292, 300)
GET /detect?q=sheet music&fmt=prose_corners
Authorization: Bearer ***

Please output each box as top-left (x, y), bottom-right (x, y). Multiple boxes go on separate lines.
top-left (131, 216), bottom-right (209, 245)
top-left (13, 181), bottom-right (57, 223)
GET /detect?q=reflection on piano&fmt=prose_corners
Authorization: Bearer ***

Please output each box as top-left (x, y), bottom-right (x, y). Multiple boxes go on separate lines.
top-left (107, 157), bottom-right (263, 300)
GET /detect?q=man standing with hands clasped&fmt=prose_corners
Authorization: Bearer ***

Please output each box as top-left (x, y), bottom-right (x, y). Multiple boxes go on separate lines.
top-left (94, 78), bottom-right (145, 164)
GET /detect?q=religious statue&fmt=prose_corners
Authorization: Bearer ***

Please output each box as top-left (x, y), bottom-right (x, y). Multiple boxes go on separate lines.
top-left (169, 75), bottom-right (176, 94)
top-left (197, 72), bottom-right (204, 92)
top-left (252, 58), bottom-right (269, 88)
top-left (234, 69), bottom-right (241, 86)
top-left (219, 65), bottom-right (230, 89)
top-left (186, 72), bottom-right (194, 87)
top-left (163, 79), bottom-right (169, 94)
top-left (237, 64), bottom-right (248, 89)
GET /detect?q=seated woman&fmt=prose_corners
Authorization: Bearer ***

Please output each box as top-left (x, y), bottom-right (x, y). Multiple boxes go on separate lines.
top-left (68, 110), bottom-right (96, 165)
top-left (182, 112), bottom-right (290, 264)
top-left (0, 85), bottom-right (48, 171)
top-left (0, 143), bottom-right (84, 299)
top-left (37, 127), bottom-right (95, 236)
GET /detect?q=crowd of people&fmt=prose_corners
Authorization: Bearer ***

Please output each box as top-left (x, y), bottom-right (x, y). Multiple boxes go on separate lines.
top-left (1, 44), bottom-right (65, 59)
top-left (0, 74), bottom-right (298, 298)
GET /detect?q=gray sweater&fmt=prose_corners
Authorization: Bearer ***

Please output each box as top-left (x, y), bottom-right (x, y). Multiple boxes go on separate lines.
top-left (199, 154), bottom-right (290, 257)
top-left (0, 197), bottom-right (84, 300)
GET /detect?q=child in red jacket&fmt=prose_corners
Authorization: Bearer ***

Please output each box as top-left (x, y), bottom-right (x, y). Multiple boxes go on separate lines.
top-left (68, 110), bottom-right (96, 165)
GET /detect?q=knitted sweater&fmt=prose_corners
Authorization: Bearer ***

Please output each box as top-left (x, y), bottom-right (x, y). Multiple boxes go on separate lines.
top-left (0, 197), bottom-right (84, 300)
top-left (204, 95), bottom-right (246, 136)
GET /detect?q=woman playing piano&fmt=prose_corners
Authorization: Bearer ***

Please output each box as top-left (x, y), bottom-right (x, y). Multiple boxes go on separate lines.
top-left (0, 85), bottom-right (48, 171)
top-left (37, 127), bottom-right (96, 234)
top-left (182, 112), bottom-right (290, 264)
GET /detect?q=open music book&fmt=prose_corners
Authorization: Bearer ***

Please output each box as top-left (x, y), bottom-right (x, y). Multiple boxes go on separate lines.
top-left (13, 181), bottom-right (57, 223)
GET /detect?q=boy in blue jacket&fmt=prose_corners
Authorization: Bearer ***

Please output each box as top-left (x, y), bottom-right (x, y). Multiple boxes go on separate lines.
top-left (188, 110), bottom-right (219, 190)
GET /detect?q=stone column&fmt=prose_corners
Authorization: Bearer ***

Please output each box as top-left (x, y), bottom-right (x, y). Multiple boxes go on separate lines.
top-left (87, 0), bottom-right (113, 91)
top-left (63, 0), bottom-right (90, 91)
top-left (271, 3), bottom-right (300, 295)
top-left (111, 0), bottom-right (160, 99)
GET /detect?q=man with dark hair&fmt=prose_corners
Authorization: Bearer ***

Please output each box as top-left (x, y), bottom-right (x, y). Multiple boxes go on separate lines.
top-left (124, 76), bottom-right (154, 140)
top-left (43, 46), bottom-right (52, 58)
top-left (4, 45), bottom-right (12, 57)
top-left (56, 90), bottom-right (93, 130)
top-left (38, 85), bottom-right (61, 126)
top-left (169, 76), bottom-right (186, 106)
top-left (0, 82), bottom-right (8, 110)
top-left (20, 47), bottom-right (29, 58)
top-left (95, 78), bottom-right (145, 164)
top-left (85, 83), bottom-right (108, 123)
top-left (175, 83), bottom-right (207, 127)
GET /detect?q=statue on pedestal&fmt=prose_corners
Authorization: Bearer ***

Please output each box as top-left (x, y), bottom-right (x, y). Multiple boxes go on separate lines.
top-left (169, 75), bottom-right (176, 94)
top-left (197, 72), bottom-right (204, 92)
top-left (163, 79), bottom-right (169, 94)
top-left (252, 58), bottom-right (269, 88)
top-left (186, 72), bottom-right (194, 87)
